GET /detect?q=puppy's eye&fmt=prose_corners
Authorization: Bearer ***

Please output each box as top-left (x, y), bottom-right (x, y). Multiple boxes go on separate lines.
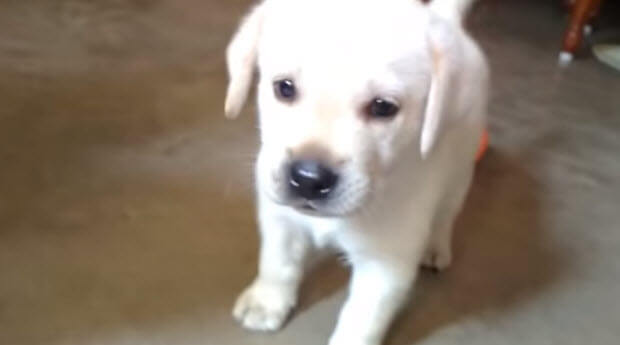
top-left (367, 98), bottom-right (399, 119)
top-left (273, 79), bottom-right (297, 102)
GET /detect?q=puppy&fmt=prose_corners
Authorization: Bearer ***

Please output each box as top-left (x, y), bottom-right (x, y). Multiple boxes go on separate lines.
top-left (224, 0), bottom-right (488, 344)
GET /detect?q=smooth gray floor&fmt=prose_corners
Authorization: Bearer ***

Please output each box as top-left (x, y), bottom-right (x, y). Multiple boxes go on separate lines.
top-left (1, 1), bottom-right (619, 344)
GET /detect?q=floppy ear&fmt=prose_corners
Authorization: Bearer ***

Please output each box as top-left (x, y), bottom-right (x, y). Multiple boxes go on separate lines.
top-left (224, 4), bottom-right (265, 119)
top-left (420, 15), bottom-right (462, 158)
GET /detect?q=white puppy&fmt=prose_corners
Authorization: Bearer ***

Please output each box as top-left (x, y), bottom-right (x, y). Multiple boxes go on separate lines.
top-left (224, 0), bottom-right (488, 344)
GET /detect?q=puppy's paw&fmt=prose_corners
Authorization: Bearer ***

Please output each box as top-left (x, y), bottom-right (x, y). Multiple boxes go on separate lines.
top-left (421, 246), bottom-right (452, 272)
top-left (232, 280), bottom-right (296, 332)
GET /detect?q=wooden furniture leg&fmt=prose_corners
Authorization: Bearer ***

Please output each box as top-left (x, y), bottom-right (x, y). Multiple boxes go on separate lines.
top-left (559, 0), bottom-right (603, 65)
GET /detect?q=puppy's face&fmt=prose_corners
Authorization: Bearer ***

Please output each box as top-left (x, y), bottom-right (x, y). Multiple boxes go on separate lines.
top-left (226, 0), bottom-right (460, 217)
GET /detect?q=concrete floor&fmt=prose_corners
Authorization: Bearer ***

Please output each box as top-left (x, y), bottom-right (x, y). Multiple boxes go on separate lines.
top-left (1, 1), bottom-right (619, 344)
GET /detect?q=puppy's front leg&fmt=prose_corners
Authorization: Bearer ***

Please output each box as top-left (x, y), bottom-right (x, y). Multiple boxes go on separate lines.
top-left (328, 257), bottom-right (417, 345)
top-left (233, 206), bottom-right (311, 332)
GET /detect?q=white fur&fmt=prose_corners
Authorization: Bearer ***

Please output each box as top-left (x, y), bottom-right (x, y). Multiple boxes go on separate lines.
top-left (225, 0), bottom-right (488, 344)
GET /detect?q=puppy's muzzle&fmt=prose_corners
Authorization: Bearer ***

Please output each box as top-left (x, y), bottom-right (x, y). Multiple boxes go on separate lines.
top-left (288, 159), bottom-right (339, 201)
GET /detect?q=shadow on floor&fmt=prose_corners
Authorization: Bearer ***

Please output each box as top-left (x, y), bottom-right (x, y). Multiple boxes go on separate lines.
top-left (386, 149), bottom-right (567, 344)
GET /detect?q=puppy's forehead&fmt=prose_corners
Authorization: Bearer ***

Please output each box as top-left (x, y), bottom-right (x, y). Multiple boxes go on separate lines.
top-left (259, 0), bottom-right (430, 77)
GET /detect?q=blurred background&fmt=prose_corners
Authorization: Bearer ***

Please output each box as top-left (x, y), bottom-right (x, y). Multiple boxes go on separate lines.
top-left (0, 1), bottom-right (619, 345)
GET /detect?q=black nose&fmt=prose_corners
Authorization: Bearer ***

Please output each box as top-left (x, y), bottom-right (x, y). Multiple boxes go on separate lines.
top-left (289, 160), bottom-right (339, 200)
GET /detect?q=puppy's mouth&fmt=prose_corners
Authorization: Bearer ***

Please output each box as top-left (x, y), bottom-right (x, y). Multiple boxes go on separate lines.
top-left (263, 189), bottom-right (326, 215)
top-left (292, 200), bottom-right (324, 215)
top-left (300, 203), bottom-right (316, 211)
top-left (285, 198), bottom-right (339, 217)
top-left (268, 189), bottom-right (361, 218)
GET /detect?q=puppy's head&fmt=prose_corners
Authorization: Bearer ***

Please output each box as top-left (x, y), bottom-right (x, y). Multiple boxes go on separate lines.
top-left (225, 0), bottom-right (466, 216)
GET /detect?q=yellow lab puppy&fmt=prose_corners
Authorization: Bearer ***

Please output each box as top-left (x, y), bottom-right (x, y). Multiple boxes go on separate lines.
top-left (225, 0), bottom-right (488, 344)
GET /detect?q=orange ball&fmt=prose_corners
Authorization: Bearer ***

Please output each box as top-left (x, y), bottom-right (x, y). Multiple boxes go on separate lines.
top-left (476, 130), bottom-right (489, 162)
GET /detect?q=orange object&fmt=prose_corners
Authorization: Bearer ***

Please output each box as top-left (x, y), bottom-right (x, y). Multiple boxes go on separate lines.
top-left (476, 130), bottom-right (489, 162)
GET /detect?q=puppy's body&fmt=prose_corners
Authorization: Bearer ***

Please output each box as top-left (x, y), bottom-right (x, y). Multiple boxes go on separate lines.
top-left (225, 1), bottom-right (488, 344)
